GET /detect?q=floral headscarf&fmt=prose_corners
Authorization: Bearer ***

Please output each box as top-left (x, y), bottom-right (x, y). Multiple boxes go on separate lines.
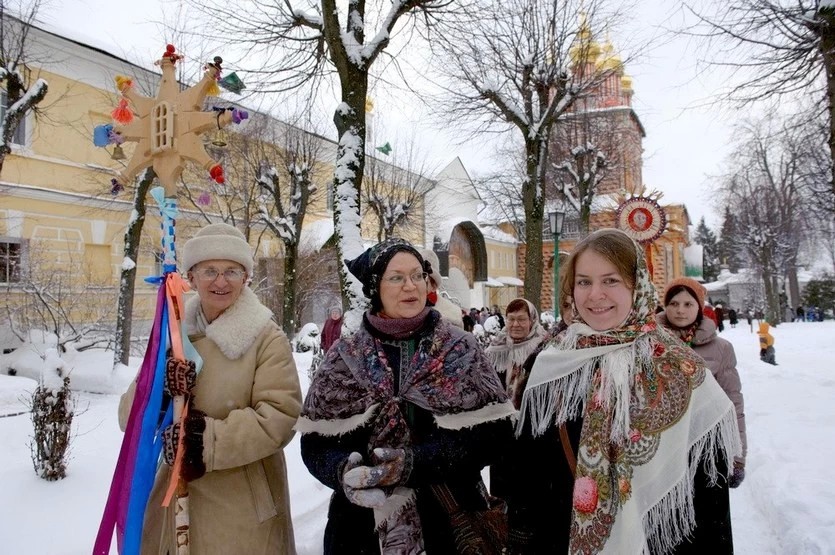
top-left (518, 229), bottom-right (741, 554)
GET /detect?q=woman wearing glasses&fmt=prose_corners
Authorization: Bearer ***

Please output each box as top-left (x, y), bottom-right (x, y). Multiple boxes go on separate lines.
top-left (118, 223), bottom-right (302, 554)
top-left (297, 238), bottom-right (515, 554)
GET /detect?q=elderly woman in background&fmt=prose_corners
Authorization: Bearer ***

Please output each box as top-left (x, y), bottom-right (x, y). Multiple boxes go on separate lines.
top-left (504, 229), bottom-right (741, 554)
top-left (321, 306), bottom-right (344, 353)
top-left (297, 238), bottom-right (515, 554)
top-left (485, 298), bottom-right (547, 407)
top-left (118, 223), bottom-right (302, 554)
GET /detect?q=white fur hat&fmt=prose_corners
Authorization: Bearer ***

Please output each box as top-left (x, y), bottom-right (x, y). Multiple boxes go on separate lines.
top-left (420, 248), bottom-right (442, 287)
top-left (181, 223), bottom-right (254, 274)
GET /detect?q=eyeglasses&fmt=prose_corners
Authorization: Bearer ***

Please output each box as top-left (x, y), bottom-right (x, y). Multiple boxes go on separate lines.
top-left (192, 267), bottom-right (247, 282)
top-left (507, 316), bottom-right (530, 325)
top-left (382, 271), bottom-right (427, 286)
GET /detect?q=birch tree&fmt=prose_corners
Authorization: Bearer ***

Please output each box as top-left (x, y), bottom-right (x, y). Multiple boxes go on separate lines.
top-left (718, 118), bottom-right (813, 323)
top-left (184, 0), bottom-right (461, 319)
top-left (0, 0), bottom-right (48, 175)
top-left (686, 0), bottom-right (835, 216)
top-left (255, 120), bottom-right (324, 336)
top-left (434, 0), bottom-right (621, 305)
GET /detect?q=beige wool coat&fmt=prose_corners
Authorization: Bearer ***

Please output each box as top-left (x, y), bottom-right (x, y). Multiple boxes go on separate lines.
top-left (657, 313), bottom-right (747, 464)
top-left (119, 287), bottom-right (302, 555)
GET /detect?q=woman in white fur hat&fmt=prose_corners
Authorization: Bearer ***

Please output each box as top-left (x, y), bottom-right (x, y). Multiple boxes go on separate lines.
top-left (118, 222), bottom-right (302, 554)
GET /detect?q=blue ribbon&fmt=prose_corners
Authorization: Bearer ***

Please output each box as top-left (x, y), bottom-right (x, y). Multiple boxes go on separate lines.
top-left (123, 303), bottom-right (171, 555)
top-left (150, 187), bottom-right (179, 219)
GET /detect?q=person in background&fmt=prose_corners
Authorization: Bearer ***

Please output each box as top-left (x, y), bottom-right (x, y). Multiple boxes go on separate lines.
top-left (758, 321), bottom-right (777, 365)
top-left (118, 223), bottom-right (302, 554)
top-left (714, 303), bottom-right (725, 332)
top-left (297, 238), bottom-right (515, 554)
top-left (486, 298), bottom-right (547, 407)
top-left (658, 277), bottom-right (747, 490)
top-left (728, 307), bottom-right (739, 328)
top-left (321, 306), bottom-right (343, 354)
top-left (491, 305), bottom-right (506, 329)
top-left (462, 312), bottom-right (476, 333)
top-left (504, 229), bottom-right (740, 554)
top-left (704, 302), bottom-right (719, 328)
top-left (746, 308), bottom-right (754, 333)
top-left (420, 248), bottom-right (465, 328)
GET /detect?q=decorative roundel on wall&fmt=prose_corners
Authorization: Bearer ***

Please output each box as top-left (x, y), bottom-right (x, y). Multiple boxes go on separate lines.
top-left (616, 196), bottom-right (667, 243)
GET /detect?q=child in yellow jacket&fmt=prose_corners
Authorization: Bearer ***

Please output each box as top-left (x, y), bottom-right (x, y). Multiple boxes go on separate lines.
top-left (758, 322), bottom-right (777, 365)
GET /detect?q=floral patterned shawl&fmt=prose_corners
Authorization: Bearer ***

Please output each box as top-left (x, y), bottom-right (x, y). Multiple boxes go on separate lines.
top-left (518, 231), bottom-right (741, 554)
top-left (297, 309), bottom-right (515, 554)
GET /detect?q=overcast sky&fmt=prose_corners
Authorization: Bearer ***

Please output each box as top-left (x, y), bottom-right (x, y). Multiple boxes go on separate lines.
top-left (43, 0), bottom-right (744, 229)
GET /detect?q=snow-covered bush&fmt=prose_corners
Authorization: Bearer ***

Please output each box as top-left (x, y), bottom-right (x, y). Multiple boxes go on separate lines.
top-left (28, 375), bottom-right (74, 481)
top-left (483, 315), bottom-right (501, 334)
top-left (294, 323), bottom-right (321, 353)
top-left (1, 339), bottom-right (64, 382)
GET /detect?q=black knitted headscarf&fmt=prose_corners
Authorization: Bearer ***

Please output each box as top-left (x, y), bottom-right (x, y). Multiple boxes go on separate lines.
top-left (345, 238), bottom-right (427, 314)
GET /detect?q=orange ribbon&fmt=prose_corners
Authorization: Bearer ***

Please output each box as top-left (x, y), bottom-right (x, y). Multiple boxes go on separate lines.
top-left (161, 271), bottom-right (193, 508)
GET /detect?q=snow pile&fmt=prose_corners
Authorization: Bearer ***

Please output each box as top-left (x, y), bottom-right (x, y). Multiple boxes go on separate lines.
top-left (294, 323), bottom-right (321, 353)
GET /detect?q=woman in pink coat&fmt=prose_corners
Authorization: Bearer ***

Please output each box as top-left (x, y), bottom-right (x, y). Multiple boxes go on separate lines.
top-left (658, 277), bottom-right (748, 487)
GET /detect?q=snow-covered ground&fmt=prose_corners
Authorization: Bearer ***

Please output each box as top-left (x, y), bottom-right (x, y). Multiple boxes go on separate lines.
top-left (1, 322), bottom-right (834, 554)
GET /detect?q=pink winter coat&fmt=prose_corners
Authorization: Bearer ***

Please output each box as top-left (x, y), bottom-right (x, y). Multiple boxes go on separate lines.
top-left (657, 313), bottom-right (747, 465)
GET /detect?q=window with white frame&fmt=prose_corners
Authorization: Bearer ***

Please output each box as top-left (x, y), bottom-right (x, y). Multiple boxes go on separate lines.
top-left (0, 239), bottom-right (25, 283)
top-left (0, 91), bottom-right (28, 146)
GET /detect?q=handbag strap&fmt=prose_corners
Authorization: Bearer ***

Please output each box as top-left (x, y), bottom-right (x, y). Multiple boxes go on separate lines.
top-left (430, 482), bottom-right (461, 514)
top-left (559, 423), bottom-right (577, 478)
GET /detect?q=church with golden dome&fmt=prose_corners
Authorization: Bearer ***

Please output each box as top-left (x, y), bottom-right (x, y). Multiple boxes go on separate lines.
top-left (517, 21), bottom-right (692, 313)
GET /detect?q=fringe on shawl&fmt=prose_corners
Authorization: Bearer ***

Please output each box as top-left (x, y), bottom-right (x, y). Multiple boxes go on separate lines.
top-left (374, 486), bottom-right (417, 532)
top-left (434, 401), bottom-right (517, 430)
top-left (516, 332), bottom-right (653, 442)
top-left (487, 338), bottom-right (542, 375)
top-left (642, 405), bottom-right (742, 555)
top-left (293, 403), bottom-right (379, 436)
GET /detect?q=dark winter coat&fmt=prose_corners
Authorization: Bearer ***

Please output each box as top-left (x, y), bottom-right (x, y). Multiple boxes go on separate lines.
top-left (500, 351), bottom-right (734, 555)
top-left (299, 311), bottom-right (515, 554)
top-left (657, 313), bottom-right (747, 464)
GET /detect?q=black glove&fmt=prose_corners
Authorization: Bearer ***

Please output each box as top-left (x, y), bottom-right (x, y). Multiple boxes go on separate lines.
top-left (164, 357), bottom-right (197, 398)
top-left (161, 409), bottom-right (207, 483)
top-left (341, 452), bottom-right (387, 508)
top-left (343, 447), bottom-right (412, 489)
top-left (729, 461), bottom-right (745, 488)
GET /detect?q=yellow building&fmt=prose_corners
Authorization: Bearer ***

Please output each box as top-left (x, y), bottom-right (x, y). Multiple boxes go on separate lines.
top-left (0, 17), bottom-right (436, 344)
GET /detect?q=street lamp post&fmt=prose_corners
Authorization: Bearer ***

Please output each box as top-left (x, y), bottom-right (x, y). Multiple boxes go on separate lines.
top-left (548, 210), bottom-right (566, 320)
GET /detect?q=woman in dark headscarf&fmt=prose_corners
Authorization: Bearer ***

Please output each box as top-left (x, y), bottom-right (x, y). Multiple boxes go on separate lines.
top-left (297, 238), bottom-right (515, 554)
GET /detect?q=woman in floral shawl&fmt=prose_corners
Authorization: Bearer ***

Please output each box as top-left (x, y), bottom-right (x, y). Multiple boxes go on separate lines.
top-left (505, 229), bottom-right (741, 554)
top-left (297, 238), bottom-right (516, 554)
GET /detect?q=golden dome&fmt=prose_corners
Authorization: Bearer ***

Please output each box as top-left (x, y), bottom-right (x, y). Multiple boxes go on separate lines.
top-left (597, 39), bottom-right (623, 73)
top-left (569, 14), bottom-right (601, 65)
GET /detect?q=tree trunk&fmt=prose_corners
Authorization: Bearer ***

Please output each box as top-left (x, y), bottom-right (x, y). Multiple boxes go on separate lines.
top-left (332, 67), bottom-right (369, 315)
top-left (762, 268), bottom-right (780, 325)
top-left (522, 138), bottom-right (546, 306)
top-left (113, 169), bottom-right (155, 370)
top-left (282, 242), bottom-right (298, 337)
top-left (819, 13), bottom-right (835, 214)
